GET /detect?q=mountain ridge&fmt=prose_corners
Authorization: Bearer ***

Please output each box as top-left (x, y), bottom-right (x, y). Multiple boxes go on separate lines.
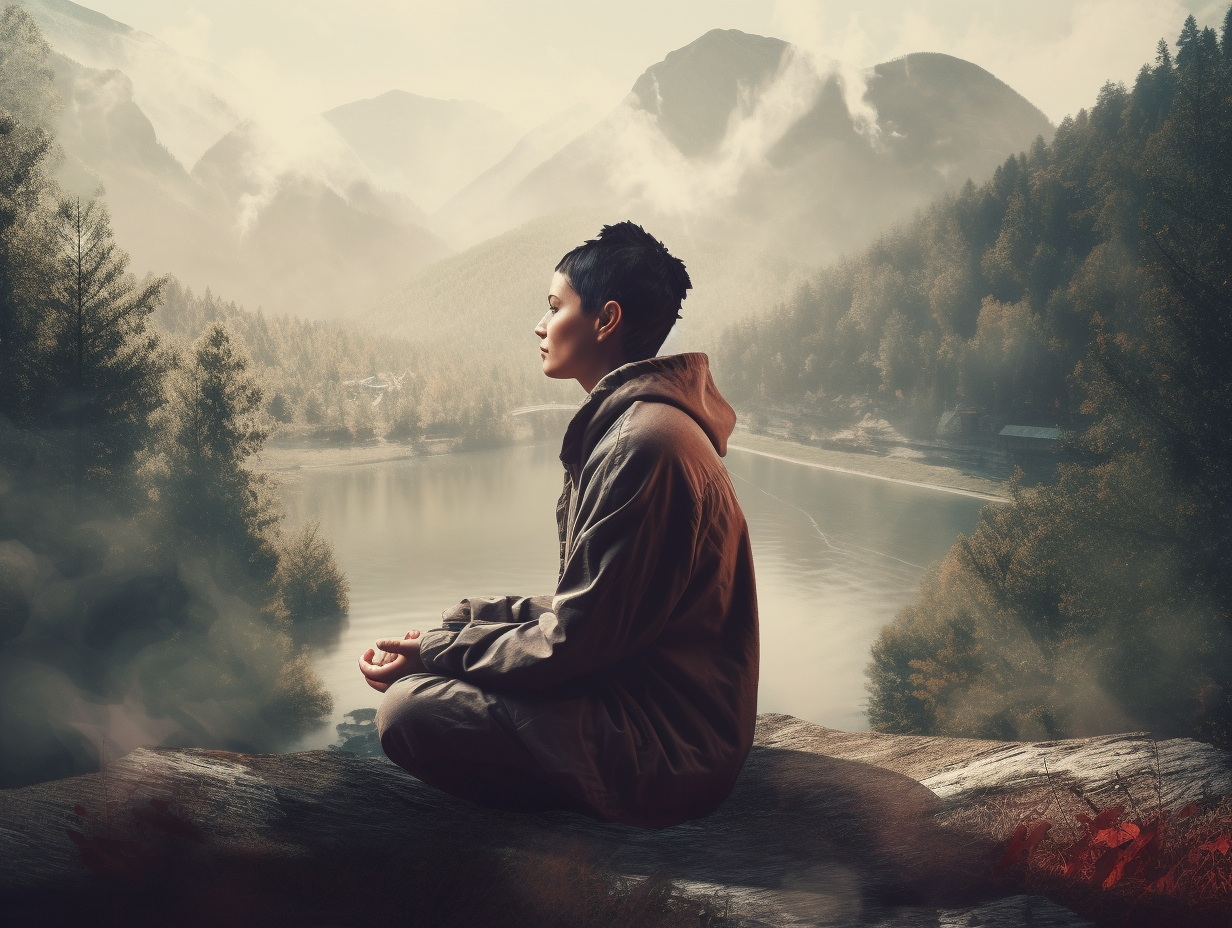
top-left (448, 29), bottom-right (1054, 266)
top-left (323, 89), bottom-right (523, 213)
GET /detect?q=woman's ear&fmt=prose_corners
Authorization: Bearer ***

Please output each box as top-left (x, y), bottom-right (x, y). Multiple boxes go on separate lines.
top-left (596, 300), bottom-right (622, 342)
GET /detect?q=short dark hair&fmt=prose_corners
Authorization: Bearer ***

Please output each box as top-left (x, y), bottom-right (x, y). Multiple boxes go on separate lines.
top-left (555, 222), bottom-right (692, 363)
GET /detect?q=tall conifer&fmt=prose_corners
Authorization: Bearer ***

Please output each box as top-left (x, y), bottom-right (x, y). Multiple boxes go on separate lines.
top-left (43, 198), bottom-right (167, 496)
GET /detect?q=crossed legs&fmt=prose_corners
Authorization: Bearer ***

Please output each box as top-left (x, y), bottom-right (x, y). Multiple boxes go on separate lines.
top-left (376, 672), bottom-right (573, 814)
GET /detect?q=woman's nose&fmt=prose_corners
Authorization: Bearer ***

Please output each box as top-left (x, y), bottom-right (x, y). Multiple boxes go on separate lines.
top-left (534, 312), bottom-right (549, 338)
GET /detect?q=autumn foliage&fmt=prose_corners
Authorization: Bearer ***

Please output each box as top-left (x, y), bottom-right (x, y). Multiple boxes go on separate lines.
top-left (996, 800), bottom-right (1232, 925)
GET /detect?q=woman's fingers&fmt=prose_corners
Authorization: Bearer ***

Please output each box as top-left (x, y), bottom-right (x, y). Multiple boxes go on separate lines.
top-left (360, 631), bottom-right (423, 686)
top-left (359, 649), bottom-right (399, 676)
top-left (376, 634), bottom-right (420, 655)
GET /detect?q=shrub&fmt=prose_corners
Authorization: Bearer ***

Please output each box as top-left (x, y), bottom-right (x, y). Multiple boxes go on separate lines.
top-left (275, 521), bottom-right (349, 630)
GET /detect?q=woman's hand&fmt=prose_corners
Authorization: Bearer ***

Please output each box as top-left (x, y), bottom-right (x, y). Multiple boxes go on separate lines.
top-left (358, 630), bottom-right (427, 693)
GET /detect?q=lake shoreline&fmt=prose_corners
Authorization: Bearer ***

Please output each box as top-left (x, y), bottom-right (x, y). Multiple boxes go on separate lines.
top-left (255, 432), bottom-right (1010, 501)
top-left (728, 431), bottom-right (1010, 502)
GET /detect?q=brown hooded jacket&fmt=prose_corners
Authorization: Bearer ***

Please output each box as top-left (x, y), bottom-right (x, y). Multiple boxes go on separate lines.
top-left (413, 353), bottom-right (759, 826)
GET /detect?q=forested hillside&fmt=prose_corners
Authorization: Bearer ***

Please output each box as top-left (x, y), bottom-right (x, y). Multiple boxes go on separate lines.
top-left (155, 281), bottom-right (552, 446)
top-left (715, 15), bottom-right (1228, 440)
top-left (0, 8), bottom-right (349, 787)
top-left (846, 12), bottom-right (1232, 746)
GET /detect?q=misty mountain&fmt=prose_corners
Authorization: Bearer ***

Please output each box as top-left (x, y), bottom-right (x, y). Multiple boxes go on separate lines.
top-left (355, 208), bottom-right (812, 357)
top-left (30, 6), bottom-right (1053, 330)
top-left (630, 28), bottom-right (788, 158)
top-left (25, 1), bottom-right (455, 319)
top-left (51, 52), bottom-right (227, 284)
top-left (50, 49), bottom-right (451, 319)
top-left (435, 103), bottom-right (601, 247)
top-left (323, 90), bottom-right (523, 214)
top-left (447, 29), bottom-right (1054, 265)
top-left (19, 0), bottom-right (238, 168)
top-left (190, 120), bottom-right (449, 317)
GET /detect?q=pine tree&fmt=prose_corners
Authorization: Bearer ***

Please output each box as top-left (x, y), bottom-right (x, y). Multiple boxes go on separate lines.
top-left (160, 324), bottom-right (277, 583)
top-left (1176, 14), bottom-right (1201, 68)
top-left (0, 7), bottom-right (58, 426)
top-left (42, 198), bottom-right (168, 495)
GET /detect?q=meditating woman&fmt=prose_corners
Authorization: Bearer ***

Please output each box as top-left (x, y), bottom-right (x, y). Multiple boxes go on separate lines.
top-left (358, 222), bottom-right (759, 828)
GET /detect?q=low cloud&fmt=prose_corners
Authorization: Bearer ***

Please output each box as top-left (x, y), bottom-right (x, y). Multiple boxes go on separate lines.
top-left (770, 0), bottom-right (1216, 124)
top-left (602, 46), bottom-right (870, 218)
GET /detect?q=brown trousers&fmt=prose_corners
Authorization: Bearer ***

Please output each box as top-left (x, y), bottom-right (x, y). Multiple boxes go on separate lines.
top-left (376, 673), bottom-right (589, 816)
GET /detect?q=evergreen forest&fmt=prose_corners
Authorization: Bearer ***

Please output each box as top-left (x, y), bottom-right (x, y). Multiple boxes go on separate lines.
top-left (0, 9), bottom-right (354, 786)
top-left (714, 13), bottom-right (1232, 746)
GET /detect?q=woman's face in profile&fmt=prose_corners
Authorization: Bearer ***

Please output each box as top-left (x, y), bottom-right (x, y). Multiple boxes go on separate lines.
top-left (536, 271), bottom-right (600, 383)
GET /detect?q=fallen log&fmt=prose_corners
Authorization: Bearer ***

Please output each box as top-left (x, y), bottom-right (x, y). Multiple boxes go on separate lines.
top-left (5, 714), bottom-right (1224, 927)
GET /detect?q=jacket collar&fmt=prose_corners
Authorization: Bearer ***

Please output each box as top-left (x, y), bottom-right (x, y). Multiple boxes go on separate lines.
top-left (559, 353), bottom-right (735, 476)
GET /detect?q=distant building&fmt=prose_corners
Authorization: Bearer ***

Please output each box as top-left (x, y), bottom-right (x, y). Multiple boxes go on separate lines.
top-left (998, 425), bottom-right (1062, 452)
top-left (341, 371), bottom-right (410, 408)
top-left (937, 407), bottom-right (984, 438)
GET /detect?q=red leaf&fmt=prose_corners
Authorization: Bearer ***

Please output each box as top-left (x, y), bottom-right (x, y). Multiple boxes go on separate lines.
top-left (1198, 835), bottom-right (1231, 854)
top-left (96, 836), bottom-right (144, 856)
top-left (156, 811), bottom-right (202, 843)
top-left (1100, 822), bottom-right (1161, 888)
top-left (1091, 845), bottom-right (1126, 888)
top-left (1176, 803), bottom-right (1199, 819)
top-left (994, 823), bottom-right (1032, 874)
top-left (72, 804), bottom-right (88, 817)
top-left (1094, 822), bottom-right (1140, 847)
top-left (78, 845), bottom-right (139, 878)
top-left (1063, 834), bottom-right (1095, 875)
top-left (66, 829), bottom-right (147, 879)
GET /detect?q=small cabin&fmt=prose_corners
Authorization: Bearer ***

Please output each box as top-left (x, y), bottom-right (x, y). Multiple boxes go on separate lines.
top-left (937, 407), bottom-right (984, 438)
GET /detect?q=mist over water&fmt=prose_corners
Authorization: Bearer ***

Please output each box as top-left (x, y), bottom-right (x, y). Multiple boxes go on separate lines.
top-left (279, 444), bottom-right (987, 748)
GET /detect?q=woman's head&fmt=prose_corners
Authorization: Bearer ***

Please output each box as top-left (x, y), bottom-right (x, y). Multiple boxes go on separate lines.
top-left (548, 222), bottom-right (692, 366)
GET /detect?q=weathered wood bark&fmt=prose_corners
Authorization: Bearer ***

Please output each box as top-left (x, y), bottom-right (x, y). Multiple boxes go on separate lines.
top-left (3, 714), bottom-right (1225, 927)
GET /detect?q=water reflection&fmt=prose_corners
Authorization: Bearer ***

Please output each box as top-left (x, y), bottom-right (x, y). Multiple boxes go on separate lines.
top-left (723, 452), bottom-right (987, 730)
top-left (280, 444), bottom-right (987, 749)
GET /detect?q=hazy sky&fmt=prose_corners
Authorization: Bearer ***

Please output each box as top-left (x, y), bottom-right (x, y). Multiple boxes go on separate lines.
top-left (86, 0), bottom-right (1228, 128)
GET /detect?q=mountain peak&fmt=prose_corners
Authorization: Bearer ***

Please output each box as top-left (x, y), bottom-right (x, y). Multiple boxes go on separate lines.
top-left (322, 91), bottom-right (522, 213)
top-left (328, 89), bottom-right (513, 122)
top-left (630, 28), bottom-right (788, 158)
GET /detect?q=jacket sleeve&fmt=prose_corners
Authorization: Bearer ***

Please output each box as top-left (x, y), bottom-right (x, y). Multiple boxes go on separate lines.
top-left (417, 428), bottom-right (701, 691)
top-left (439, 595), bottom-right (556, 627)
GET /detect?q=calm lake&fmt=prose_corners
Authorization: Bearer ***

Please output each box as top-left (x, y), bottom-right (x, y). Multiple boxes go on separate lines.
top-left (281, 442), bottom-right (990, 750)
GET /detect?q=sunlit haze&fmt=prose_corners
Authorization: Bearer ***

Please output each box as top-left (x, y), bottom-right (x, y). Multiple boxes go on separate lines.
top-left (83, 0), bottom-right (1227, 128)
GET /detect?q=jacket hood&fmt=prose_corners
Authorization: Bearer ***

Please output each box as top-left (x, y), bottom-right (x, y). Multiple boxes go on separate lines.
top-left (560, 353), bottom-right (736, 473)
